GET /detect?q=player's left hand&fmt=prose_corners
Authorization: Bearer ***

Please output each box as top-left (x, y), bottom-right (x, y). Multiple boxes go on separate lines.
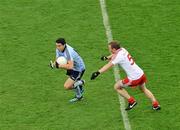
top-left (49, 60), bottom-right (55, 69)
top-left (91, 71), bottom-right (100, 80)
top-left (100, 56), bottom-right (108, 61)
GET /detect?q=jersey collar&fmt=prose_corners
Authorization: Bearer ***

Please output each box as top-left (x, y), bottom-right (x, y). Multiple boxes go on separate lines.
top-left (115, 48), bottom-right (122, 54)
top-left (62, 45), bottom-right (67, 53)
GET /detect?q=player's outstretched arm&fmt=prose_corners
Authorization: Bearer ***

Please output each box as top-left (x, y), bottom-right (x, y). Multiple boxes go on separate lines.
top-left (107, 54), bottom-right (113, 60)
top-left (91, 62), bottom-right (114, 80)
top-left (99, 62), bottom-right (114, 73)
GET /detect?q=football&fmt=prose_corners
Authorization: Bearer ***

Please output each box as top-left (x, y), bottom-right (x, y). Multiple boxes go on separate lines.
top-left (56, 56), bottom-right (67, 65)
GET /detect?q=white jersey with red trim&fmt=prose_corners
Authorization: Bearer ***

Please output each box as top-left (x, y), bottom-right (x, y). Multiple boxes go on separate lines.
top-left (111, 48), bottom-right (144, 80)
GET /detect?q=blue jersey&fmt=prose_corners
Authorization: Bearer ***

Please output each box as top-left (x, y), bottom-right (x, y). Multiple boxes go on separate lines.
top-left (56, 44), bottom-right (85, 72)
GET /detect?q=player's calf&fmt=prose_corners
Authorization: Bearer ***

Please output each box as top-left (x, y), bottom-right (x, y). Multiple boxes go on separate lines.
top-left (74, 80), bottom-right (85, 94)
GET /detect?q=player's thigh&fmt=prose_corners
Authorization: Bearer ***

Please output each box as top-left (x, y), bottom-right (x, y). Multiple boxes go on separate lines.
top-left (64, 78), bottom-right (75, 89)
top-left (139, 83), bottom-right (147, 92)
top-left (114, 80), bottom-right (126, 89)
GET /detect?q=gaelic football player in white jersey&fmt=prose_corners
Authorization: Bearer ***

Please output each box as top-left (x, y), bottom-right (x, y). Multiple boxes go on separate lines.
top-left (50, 38), bottom-right (85, 102)
top-left (91, 41), bottom-right (160, 110)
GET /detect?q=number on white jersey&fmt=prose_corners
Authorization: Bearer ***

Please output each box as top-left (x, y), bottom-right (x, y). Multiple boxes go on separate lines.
top-left (127, 53), bottom-right (134, 65)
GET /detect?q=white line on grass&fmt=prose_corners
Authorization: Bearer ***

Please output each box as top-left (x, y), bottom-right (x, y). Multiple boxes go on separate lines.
top-left (99, 0), bottom-right (132, 130)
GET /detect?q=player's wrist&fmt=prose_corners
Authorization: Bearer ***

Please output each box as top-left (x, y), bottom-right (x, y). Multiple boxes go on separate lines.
top-left (97, 71), bottom-right (101, 74)
top-left (101, 56), bottom-right (108, 61)
top-left (90, 71), bottom-right (100, 80)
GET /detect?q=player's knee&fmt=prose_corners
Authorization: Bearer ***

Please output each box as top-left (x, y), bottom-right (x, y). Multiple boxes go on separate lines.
top-left (64, 84), bottom-right (71, 90)
top-left (114, 83), bottom-right (122, 90)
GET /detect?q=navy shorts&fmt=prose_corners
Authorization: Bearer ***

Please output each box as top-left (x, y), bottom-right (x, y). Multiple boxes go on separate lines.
top-left (66, 70), bottom-right (85, 81)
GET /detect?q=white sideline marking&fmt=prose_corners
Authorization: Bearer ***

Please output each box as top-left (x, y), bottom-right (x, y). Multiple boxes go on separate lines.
top-left (99, 0), bottom-right (132, 130)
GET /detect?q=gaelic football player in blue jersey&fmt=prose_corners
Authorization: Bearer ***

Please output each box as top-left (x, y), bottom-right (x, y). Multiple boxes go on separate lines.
top-left (50, 38), bottom-right (85, 102)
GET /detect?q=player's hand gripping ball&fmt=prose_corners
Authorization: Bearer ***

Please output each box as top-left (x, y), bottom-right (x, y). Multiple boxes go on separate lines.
top-left (56, 56), bottom-right (67, 68)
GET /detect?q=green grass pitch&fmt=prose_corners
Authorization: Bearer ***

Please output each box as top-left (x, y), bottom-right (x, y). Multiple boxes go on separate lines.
top-left (0, 0), bottom-right (180, 129)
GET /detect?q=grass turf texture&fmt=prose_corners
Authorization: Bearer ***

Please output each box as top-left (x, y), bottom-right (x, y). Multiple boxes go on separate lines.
top-left (0, 0), bottom-right (180, 129)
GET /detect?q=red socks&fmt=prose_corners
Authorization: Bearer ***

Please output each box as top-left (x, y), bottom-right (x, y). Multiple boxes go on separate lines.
top-left (153, 101), bottom-right (159, 107)
top-left (128, 97), bottom-right (160, 107)
top-left (128, 97), bottom-right (159, 107)
top-left (128, 97), bottom-right (135, 104)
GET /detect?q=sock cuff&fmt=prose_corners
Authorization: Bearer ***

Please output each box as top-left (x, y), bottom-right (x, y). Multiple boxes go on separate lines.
top-left (128, 97), bottom-right (135, 104)
top-left (152, 101), bottom-right (159, 107)
top-left (74, 80), bottom-right (83, 88)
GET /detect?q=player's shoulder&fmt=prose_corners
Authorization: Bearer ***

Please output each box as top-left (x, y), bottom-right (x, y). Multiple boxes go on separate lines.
top-left (121, 47), bottom-right (129, 54)
top-left (66, 44), bottom-right (74, 51)
top-left (121, 47), bottom-right (128, 52)
top-left (117, 47), bottom-right (126, 55)
top-left (66, 44), bottom-right (77, 57)
top-left (115, 48), bottom-right (128, 59)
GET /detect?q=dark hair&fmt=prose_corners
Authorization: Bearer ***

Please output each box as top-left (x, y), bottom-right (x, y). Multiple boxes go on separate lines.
top-left (56, 38), bottom-right (66, 45)
top-left (108, 41), bottom-right (121, 50)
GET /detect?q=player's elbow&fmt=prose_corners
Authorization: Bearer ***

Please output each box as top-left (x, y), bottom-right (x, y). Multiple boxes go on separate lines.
top-left (67, 61), bottom-right (74, 70)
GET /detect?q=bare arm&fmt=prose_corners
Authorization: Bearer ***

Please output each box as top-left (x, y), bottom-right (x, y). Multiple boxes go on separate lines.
top-left (107, 54), bottom-right (113, 61)
top-left (58, 60), bottom-right (73, 70)
top-left (99, 62), bottom-right (114, 73)
top-left (90, 61), bottom-right (114, 80)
